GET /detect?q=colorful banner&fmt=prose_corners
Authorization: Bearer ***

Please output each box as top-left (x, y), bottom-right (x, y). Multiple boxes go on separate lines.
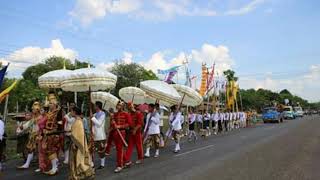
top-left (0, 64), bottom-right (9, 89)
top-left (199, 64), bottom-right (208, 96)
top-left (164, 70), bottom-right (178, 84)
top-left (0, 80), bottom-right (18, 103)
top-left (207, 64), bottom-right (215, 91)
top-left (157, 65), bottom-right (181, 75)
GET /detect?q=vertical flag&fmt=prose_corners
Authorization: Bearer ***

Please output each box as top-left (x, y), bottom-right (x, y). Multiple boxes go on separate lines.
top-left (0, 64), bottom-right (9, 89)
top-left (206, 64), bottom-right (215, 91)
top-left (0, 80), bottom-right (18, 103)
top-left (164, 70), bottom-right (178, 84)
top-left (199, 64), bottom-right (208, 96)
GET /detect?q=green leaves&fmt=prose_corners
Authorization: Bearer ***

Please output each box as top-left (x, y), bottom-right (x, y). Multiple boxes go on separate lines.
top-left (110, 62), bottom-right (158, 97)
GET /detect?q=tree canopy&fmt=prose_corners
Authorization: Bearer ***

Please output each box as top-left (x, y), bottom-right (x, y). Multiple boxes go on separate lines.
top-left (111, 61), bottom-right (158, 97)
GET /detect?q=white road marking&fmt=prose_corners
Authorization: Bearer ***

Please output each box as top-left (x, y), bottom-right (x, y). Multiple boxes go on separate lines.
top-left (174, 145), bottom-right (214, 157)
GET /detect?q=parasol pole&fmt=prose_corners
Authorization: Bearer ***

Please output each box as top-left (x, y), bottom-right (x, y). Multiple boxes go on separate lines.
top-left (88, 86), bottom-right (95, 159)
top-left (131, 94), bottom-right (135, 103)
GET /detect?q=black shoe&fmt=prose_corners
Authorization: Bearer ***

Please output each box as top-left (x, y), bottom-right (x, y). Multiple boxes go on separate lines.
top-left (97, 166), bottom-right (105, 170)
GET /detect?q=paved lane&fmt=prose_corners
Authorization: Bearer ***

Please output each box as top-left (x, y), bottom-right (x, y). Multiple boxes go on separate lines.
top-left (3, 115), bottom-right (320, 180)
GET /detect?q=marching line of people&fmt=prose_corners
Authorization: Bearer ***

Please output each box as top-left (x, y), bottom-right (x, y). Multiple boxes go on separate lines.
top-left (186, 109), bottom-right (250, 141)
top-left (0, 93), bottom-right (253, 179)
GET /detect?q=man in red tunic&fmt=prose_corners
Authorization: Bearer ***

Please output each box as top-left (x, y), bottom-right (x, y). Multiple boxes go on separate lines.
top-left (124, 102), bottom-right (144, 166)
top-left (110, 101), bottom-right (132, 173)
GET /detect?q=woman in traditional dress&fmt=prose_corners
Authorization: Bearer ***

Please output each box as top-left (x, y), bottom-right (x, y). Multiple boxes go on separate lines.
top-left (68, 106), bottom-right (95, 180)
top-left (35, 108), bottom-right (50, 173)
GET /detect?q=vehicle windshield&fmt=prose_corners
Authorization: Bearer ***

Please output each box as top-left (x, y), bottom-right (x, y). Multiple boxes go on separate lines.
top-left (263, 108), bottom-right (276, 113)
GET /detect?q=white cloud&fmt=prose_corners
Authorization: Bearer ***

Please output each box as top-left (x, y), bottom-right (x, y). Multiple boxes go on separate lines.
top-left (0, 39), bottom-right (78, 77)
top-left (191, 44), bottom-right (234, 75)
top-left (97, 51), bottom-right (134, 71)
top-left (225, 0), bottom-right (267, 16)
top-left (239, 65), bottom-right (320, 102)
top-left (69, 0), bottom-right (142, 26)
top-left (69, 0), bottom-right (217, 25)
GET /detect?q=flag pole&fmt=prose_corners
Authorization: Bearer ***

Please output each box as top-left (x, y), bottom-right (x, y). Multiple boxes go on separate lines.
top-left (3, 95), bottom-right (9, 123)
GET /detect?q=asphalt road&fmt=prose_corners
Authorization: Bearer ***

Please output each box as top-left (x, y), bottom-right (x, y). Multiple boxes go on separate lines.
top-left (2, 115), bottom-right (320, 180)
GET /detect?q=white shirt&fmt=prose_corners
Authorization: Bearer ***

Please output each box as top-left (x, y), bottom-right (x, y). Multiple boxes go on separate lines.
top-left (203, 113), bottom-right (211, 121)
top-left (0, 120), bottom-right (4, 141)
top-left (91, 110), bottom-right (106, 141)
top-left (196, 114), bottom-right (203, 123)
top-left (213, 112), bottom-right (220, 122)
top-left (144, 112), bottom-right (160, 135)
top-left (188, 113), bottom-right (196, 124)
top-left (233, 113), bottom-right (237, 120)
top-left (219, 113), bottom-right (225, 121)
top-left (169, 112), bottom-right (182, 131)
top-left (64, 113), bottom-right (75, 135)
top-left (181, 114), bottom-right (185, 125)
top-left (224, 113), bottom-right (229, 121)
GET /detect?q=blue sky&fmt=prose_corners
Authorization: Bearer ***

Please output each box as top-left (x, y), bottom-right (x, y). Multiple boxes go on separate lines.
top-left (0, 0), bottom-right (319, 101)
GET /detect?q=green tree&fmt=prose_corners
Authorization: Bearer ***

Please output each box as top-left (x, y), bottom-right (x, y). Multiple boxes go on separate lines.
top-left (223, 69), bottom-right (238, 82)
top-left (111, 62), bottom-right (158, 97)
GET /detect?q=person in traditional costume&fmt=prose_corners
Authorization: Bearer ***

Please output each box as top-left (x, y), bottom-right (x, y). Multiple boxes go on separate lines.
top-left (68, 106), bottom-right (95, 180)
top-left (35, 107), bottom-right (49, 173)
top-left (187, 108), bottom-right (197, 142)
top-left (105, 108), bottom-right (115, 156)
top-left (168, 105), bottom-right (183, 153)
top-left (17, 101), bottom-right (42, 170)
top-left (90, 101), bottom-right (106, 169)
top-left (16, 112), bottom-right (32, 161)
top-left (63, 103), bottom-right (76, 164)
top-left (43, 93), bottom-right (63, 176)
top-left (0, 117), bottom-right (5, 171)
top-left (124, 102), bottom-right (144, 166)
top-left (144, 104), bottom-right (161, 158)
top-left (110, 101), bottom-right (132, 173)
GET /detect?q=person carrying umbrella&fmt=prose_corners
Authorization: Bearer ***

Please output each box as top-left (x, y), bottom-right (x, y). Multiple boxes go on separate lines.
top-left (143, 104), bottom-right (161, 158)
top-left (168, 105), bottom-right (183, 153)
top-left (90, 101), bottom-right (106, 169)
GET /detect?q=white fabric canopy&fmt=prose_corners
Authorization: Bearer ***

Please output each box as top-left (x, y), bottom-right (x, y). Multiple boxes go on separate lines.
top-left (172, 84), bottom-right (203, 107)
top-left (119, 87), bottom-right (146, 104)
top-left (61, 68), bottom-right (117, 92)
top-left (140, 80), bottom-right (181, 106)
top-left (38, 69), bottom-right (72, 89)
top-left (91, 92), bottom-right (119, 111)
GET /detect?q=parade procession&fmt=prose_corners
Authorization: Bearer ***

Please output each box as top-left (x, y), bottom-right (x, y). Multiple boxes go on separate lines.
top-left (0, 61), bottom-right (254, 179)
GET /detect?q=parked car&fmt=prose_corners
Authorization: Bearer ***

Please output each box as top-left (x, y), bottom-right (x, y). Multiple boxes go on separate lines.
top-left (293, 106), bottom-right (304, 117)
top-left (283, 106), bottom-right (295, 119)
top-left (262, 107), bottom-right (283, 123)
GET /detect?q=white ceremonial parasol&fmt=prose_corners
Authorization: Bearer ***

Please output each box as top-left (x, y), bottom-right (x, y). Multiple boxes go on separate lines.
top-left (91, 91), bottom-right (119, 111)
top-left (119, 86), bottom-right (146, 105)
top-left (140, 80), bottom-right (181, 106)
top-left (171, 84), bottom-right (203, 107)
top-left (61, 68), bottom-right (117, 92)
top-left (38, 69), bottom-right (72, 89)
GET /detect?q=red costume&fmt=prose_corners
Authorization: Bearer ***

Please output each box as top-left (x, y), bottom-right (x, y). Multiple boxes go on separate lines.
top-left (110, 111), bottom-right (132, 167)
top-left (124, 111), bottom-right (144, 163)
